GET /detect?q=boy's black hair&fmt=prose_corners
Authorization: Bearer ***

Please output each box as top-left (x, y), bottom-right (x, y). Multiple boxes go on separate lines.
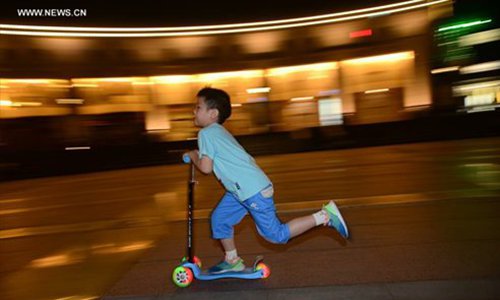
top-left (197, 87), bottom-right (232, 124)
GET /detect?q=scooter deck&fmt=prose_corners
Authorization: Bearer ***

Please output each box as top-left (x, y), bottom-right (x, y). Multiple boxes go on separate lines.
top-left (181, 256), bottom-right (265, 280)
top-left (181, 262), bottom-right (264, 280)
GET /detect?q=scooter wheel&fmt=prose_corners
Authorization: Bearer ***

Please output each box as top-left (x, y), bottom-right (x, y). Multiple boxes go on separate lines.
top-left (255, 262), bottom-right (271, 278)
top-left (181, 256), bottom-right (202, 268)
top-left (172, 266), bottom-right (193, 288)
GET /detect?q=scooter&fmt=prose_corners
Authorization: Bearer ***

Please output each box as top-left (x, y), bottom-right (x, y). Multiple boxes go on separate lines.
top-left (171, 154), bottom-right (271, 288)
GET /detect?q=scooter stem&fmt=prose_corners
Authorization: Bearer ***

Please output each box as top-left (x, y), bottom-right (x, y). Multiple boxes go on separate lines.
top-left (187, 163), bottom-right (195, 263)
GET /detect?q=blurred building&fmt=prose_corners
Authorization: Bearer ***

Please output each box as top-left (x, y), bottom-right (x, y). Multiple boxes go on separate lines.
top-left (1, 0), bottom-right (456, 151)
top-left (430, 0), bottom-right (499, 113)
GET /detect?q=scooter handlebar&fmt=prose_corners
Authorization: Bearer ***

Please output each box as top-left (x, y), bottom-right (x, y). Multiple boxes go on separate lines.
top-left (182, 153), bottom-right (191, 164)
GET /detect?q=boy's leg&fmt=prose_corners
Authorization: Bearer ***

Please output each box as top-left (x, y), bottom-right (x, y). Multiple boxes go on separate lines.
top-left (220, 238), bottom-right (236, 252)
top-left (220, 238), bottom-right (239, 262)
top-left (209, 192), bottom-right (247, 273)
top-left (244, 189), bottom-right (291, 244)
top-left (247, 193), bottom-right (348, 241)
top-left (287, 215), bottom-right (317, 238)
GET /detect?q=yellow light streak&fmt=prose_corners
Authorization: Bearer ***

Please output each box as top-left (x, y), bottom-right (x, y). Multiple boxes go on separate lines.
top-left (365, 88), bottom-right (389, 94)
top-left (151, 75), bottom-right (196, 84)
top-left (247, 87), bottom-right (271, 94)
top-left (267, 62), bottom-right (338, 76)
top-left (343, 51), bottom-right (414, 64)
top-left (198, 70), bottom-right (264, 81)
top-left (431, 66), bottom-right (460, 74)
top-left (291, 96), bottom-right (315, 101)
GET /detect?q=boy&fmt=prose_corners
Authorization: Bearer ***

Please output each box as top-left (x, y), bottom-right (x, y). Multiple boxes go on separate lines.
top-left (186, 87), bottom-right (349, 274)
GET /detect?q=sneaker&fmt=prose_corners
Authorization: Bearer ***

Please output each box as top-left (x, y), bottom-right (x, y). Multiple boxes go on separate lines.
top-left (323, 201), bottom-right (349, 238)
top-left (207, 258), bottom-right (245, 274)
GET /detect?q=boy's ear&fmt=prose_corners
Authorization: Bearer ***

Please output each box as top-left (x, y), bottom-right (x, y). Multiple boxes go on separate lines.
top-left (209, 108), bottom-right (219, 120)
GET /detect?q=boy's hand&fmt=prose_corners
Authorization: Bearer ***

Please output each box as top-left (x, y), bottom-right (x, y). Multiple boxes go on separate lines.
top-left (187, 150), bottom-right (213, 174)
top-left (188, 150), bottom-right (199, 162)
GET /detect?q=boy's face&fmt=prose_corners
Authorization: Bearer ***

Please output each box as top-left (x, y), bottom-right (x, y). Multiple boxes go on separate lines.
top-left (193, 97), bottom-right (218, 127)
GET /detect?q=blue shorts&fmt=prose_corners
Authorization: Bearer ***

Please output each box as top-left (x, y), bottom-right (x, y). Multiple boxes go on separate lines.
top-left (211, 186), bottom-right (291, 244)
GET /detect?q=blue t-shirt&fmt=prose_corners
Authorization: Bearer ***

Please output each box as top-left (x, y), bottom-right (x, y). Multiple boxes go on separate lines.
top-left (198, 123), bottom-right (271, 201)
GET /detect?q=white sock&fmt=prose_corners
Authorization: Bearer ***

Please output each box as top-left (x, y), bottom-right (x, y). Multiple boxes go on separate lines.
top-left (225, 249), bottom-right (238, 262)
top-left (312, 210), bottom-right (329, 226)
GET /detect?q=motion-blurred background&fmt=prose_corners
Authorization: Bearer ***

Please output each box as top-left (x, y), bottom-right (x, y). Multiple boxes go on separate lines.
top-left (1, 2), bottom-right (500, 300)
top-left (1, 0), bottom-right (497, 180)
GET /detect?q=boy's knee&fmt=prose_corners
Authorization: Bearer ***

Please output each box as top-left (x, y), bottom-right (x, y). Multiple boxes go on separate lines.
top-left (211, 206), bottom-right (225, 226)
top-left (210, 214), bottom-right (219, 228)
top-left (257, 225), bottom-right (290, 244)
top-left (211, 213), bottom-right (227, 232)
top-left (211, 208), bottom-right (240, 239)
top-left (211, 216), bottom-right (231, 239)
top-left (266, 234), bottom-right (289, 244)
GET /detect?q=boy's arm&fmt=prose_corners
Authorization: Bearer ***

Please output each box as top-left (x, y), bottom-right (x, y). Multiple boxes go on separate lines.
top-left (188, 150), bottom-right (213, 174)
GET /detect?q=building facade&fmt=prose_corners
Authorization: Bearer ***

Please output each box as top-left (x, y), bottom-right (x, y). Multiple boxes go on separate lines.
top-left (0, 0), bottom-right (454, 148)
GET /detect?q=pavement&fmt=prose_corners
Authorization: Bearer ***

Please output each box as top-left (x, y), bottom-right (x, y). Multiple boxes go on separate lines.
top-left (2, 137), bottom-right (499, 299)
top-left (104, 279), bottom-right (500, 300)
top-left (103, 195), bottom-right (500, 299)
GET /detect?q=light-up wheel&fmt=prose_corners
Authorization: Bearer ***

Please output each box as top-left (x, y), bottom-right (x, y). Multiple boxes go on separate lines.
top-left (172, 266), bottom-right (194, 287)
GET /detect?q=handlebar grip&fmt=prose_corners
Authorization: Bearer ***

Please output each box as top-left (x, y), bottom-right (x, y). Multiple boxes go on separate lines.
top-left (182, 153), bottom-right (191, 164)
